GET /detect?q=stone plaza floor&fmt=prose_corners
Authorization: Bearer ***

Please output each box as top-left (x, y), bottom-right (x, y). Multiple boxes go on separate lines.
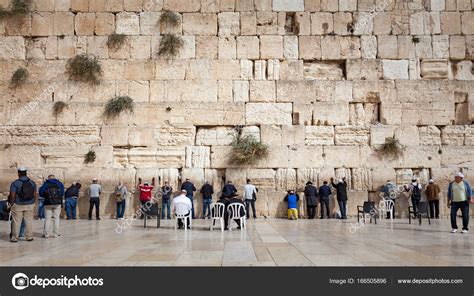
top-left (0, 217), bottom-right (472, 266)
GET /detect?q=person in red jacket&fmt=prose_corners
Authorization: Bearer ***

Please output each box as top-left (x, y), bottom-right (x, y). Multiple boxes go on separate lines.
top-left (138, 177), bottom-right (155, 219)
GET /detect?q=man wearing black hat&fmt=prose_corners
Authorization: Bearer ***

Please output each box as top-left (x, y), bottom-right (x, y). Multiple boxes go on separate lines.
top-left (304, 181), bottom-right (318, 219)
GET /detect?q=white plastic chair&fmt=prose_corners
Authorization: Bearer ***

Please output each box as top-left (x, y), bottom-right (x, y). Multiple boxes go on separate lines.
top-left (227, 203), bottom-right (246, 231)
top-left (379, 199), bottom-right (394, 220)
top-left (174, 203), bottom-right (192, 231)
top-left (210, 203), bottom-right (225, 232)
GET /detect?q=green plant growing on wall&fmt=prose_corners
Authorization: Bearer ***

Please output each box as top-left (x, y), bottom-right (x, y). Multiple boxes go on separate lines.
top-left (158, 34), bottom-right (184, 59)
top-left (104, 96), bottom-right (134, 118)
top-left (107, 33), bottom-right (127, 50)
top-left (10, 67), bottom-right (28, 88)
top-left (0, 0), bottom-right (30, 19)
top-left (53, 101), bottom-right (68, 116)
top-left (159, 10), bottom-right (180, 31)
top-left (84, 150), bottom-right (96, 164)
top-left (65, 54), bottom-right (102, 85)
top-left (377, 137), bottom-right (404, 160)
top-left (229, 127), bottom-right (269, 166)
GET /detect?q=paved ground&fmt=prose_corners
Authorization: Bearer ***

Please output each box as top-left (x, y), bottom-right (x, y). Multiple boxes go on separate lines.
top-left (0, 217), bottom-right (472, 266)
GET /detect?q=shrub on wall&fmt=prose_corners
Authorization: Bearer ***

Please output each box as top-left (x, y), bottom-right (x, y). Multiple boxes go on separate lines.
top-left (65, 54), bottom-right (102, 85)
top-left (84, 150), bottom-right (96, 164)
top-left (0, 0), bottom-right (30, 19)
top-left (104, 96), bottom-right (134, 118)
top-left (53, 101), bottom-right (68, 116)
top-left (10, 67), bottom-right (28, 88)
top-left (229, 127), bottom-right (269, 166)
top-left (377, 137), bottom-right (404, 160)
top-left (107, 33), bottom-right (127, 50)
top-left (159, 10), bottom-right (180, 31)
top-left (158, 34), bottom-right (184, 59)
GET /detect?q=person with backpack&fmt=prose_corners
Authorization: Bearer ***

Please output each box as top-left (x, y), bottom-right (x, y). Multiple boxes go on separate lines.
top-left (406, 179), bottom-right (422, 218)
top-left (447, 173), bottom-right (472, 234)
top-left (304, 181), bottom-right (318, 219)
top-left (319, 181), bottom-right (331, 219)
top-left (88, 178), bottom-right (102, 220)
top-left (65, 181), bottom-right (81, 220)
top-left (39, 175), bottom-right (65, 238)
top-left (9, 167), bottom-right (38, 243)
top-left (115, 181), bottom-right (127, 220)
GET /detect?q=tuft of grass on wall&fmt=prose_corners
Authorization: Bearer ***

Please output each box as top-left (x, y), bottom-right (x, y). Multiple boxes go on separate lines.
top-left (377, 137), bottom-right (405, 160)
top-left (107, 33), bottom-right (127, 50)
top-left (10, 67), bottom-right (28, 88)
top-left (0, 0), bottom-right (30, 19)
top-left (229, 127), bottom-right (269, 166)
top-left (84, 150), bottom-right (96, 164)
top-left (159, 10), bottom-right (180, 31)
top-left (103, 96), bottom-right (134, 118)
top-left (158, 34), bottom-right (184, 59)
top-left (65, 54), bottom-right (102, 85)
top-left (53, 101), bottom-right (68, 116)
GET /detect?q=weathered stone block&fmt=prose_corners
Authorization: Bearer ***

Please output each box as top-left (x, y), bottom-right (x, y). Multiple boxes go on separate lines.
top-left (311, 12), bottom-right (333, 35)
top-left (273, 0), bottom-right (304, 11)
top-left (116, 12), bottom-right (140, 35)
top-left (236, 36), bottom-right (260, 59)
top-left (260, 35), bottom-right (283, 59)
top-left (250, 80), bottom-right (276, 102)
top-left (335, 126), bottom-right (370, 145)
top-left (298, 36), bottom-right (321, 59)
top-left (382, 60), bottom-right (409, 80)
top-left (305, 126), bottom-right (335, 145)
top-left (313, 101), bottom-right (349, 125)
top-left (183, 13), bottom-right (217, 35)
top-left (418, 126), bottom-right (441, 145)
top-left (218, 12), bottom-right (240, 36)
top-left (246, 103), bottom-right (293, 125)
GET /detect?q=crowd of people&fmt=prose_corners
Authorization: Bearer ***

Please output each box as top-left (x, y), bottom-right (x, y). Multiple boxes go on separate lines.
top-left (4, 167), bottom-right (472, 243)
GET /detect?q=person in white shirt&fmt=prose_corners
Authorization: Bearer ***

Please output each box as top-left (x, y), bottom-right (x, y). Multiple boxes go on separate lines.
top-left (243, 179), bottom-right (258, 219)
top-left (173, 190), bottom-right (192, 229)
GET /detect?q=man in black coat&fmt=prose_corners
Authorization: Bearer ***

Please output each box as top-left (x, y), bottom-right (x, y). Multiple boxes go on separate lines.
top-left (180, 178), bottom-right (196, 218)
top-left (222, 181), bottom-right (237, 197)
top-left (200, 181), bottom-right (214, 219)
top-left (217, 193), bottom-right (245, 230)
top-left (331, 177), bottom-right (348, 219)
top-left (318, 181), bottom-right (331, 219)
top-left (304, 181), bottom-right (318, 219)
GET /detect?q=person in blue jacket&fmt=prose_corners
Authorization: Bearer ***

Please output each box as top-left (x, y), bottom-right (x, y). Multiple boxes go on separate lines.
top-left (447, 173), bottom-right (472, 234)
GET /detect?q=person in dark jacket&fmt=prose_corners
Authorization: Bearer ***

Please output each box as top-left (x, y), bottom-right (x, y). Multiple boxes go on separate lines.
top-left (180, 178), bottom-right (197, 218)
top-left (222, 181), bottom-right (237, 197)
top-left (161, 180), bottom-right (173, 219)
top-left (331, 177), bottom-right (348, 219)
top-left (217, 193), bottom-right (245, 230)
top-left (304, 181), bottom-right (318, 219)
top-left (200, 181), bottom-right (214, 219)
top-left (65, 181), bottom-right (81, 220)
top-left (39, 175), bottom-right (65, 238)
top-left (319, 181), bottom-right (331, 219)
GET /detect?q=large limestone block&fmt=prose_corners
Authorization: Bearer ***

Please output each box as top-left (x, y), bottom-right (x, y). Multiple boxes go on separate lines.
top-left (441, 125), bottom-right (465, 145)
top-left (0, 37), bottom-right (26, 60)
top-left (418, 125), bottom-right (441, 145)
top-left (453, 61), bottom-right (474, 81)
top-left (420, 59), bottom-right (450, 79)
top-left (246, 103), bottom-right (293, 125)
top-left (298, 36), bottom-right (321, 59)
top-left (311, 12), bottom-right (333, 35)
top-left (323, 146), bottom-right (360, 168)
top-left (260, 35), bottom-right (283, 59)
top-left (115, 12), bottom-right (140, 35)
top-left (371, 168), bottom-right (396, 191)
top-left (335, 126), bottom-right (370, 146)
top-left (277, 80), bottom-right (317, 103)
top-left (346, 191), bottom-right (369, 216)
top-left (349, 103), bottom-right (378, 125)
top-left (249, 80), bottom-right (276, 102)
top-left (305, 126), bottom-right (335, 145)
top-left (346, 59), bottom-right (382, 81)
top-left (440, 12), bottom-right (461, 35)
top-left (382, 60), bottom-right (409, 80)
top-left (95, 12), bottom-right (115, 35)
top-left (3, 126), bottom-right (101, 146)
top-left (183, 13), bottom-right (217, 35)
top-left (163, 0), bottom-right (200, 12)
top-left (218, 12), bottom-right (240, 36)
top-left (236, 36), bottom-right (260, 59)
top-left (303, 61), bottom-right (344, 80)
top-left (261, 125), bottom-right (283, 146)
top-left (154, 124), bottom-right (195, 147)
top-left (360, 146), bottom-right (441, 169)
top-left (248, 169), bottom-right (277, 191)
top-left (281, 125), bottom-right (305, 146)
top-left (394, 125), bottom-right (419, 147)
top-left (272, 0), bottom-right (304, 11)
top-left (313, 101), bottom-right (350, 125)
top-left (275, 168), bottom-right (297, 191)
top-left (185, 146), bottom-right (210, 168)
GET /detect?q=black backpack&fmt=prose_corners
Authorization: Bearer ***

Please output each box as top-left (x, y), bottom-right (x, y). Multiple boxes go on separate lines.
top-left (44, 184), bottom-right (62, 205)
top-left (17, 179), bottom-right (35, 202)
top-left (412, 184), bottom-right (422, 199)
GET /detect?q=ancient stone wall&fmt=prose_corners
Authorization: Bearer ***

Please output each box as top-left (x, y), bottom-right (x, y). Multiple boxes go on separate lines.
top-left (0, 0), bottom-right (473, 218)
